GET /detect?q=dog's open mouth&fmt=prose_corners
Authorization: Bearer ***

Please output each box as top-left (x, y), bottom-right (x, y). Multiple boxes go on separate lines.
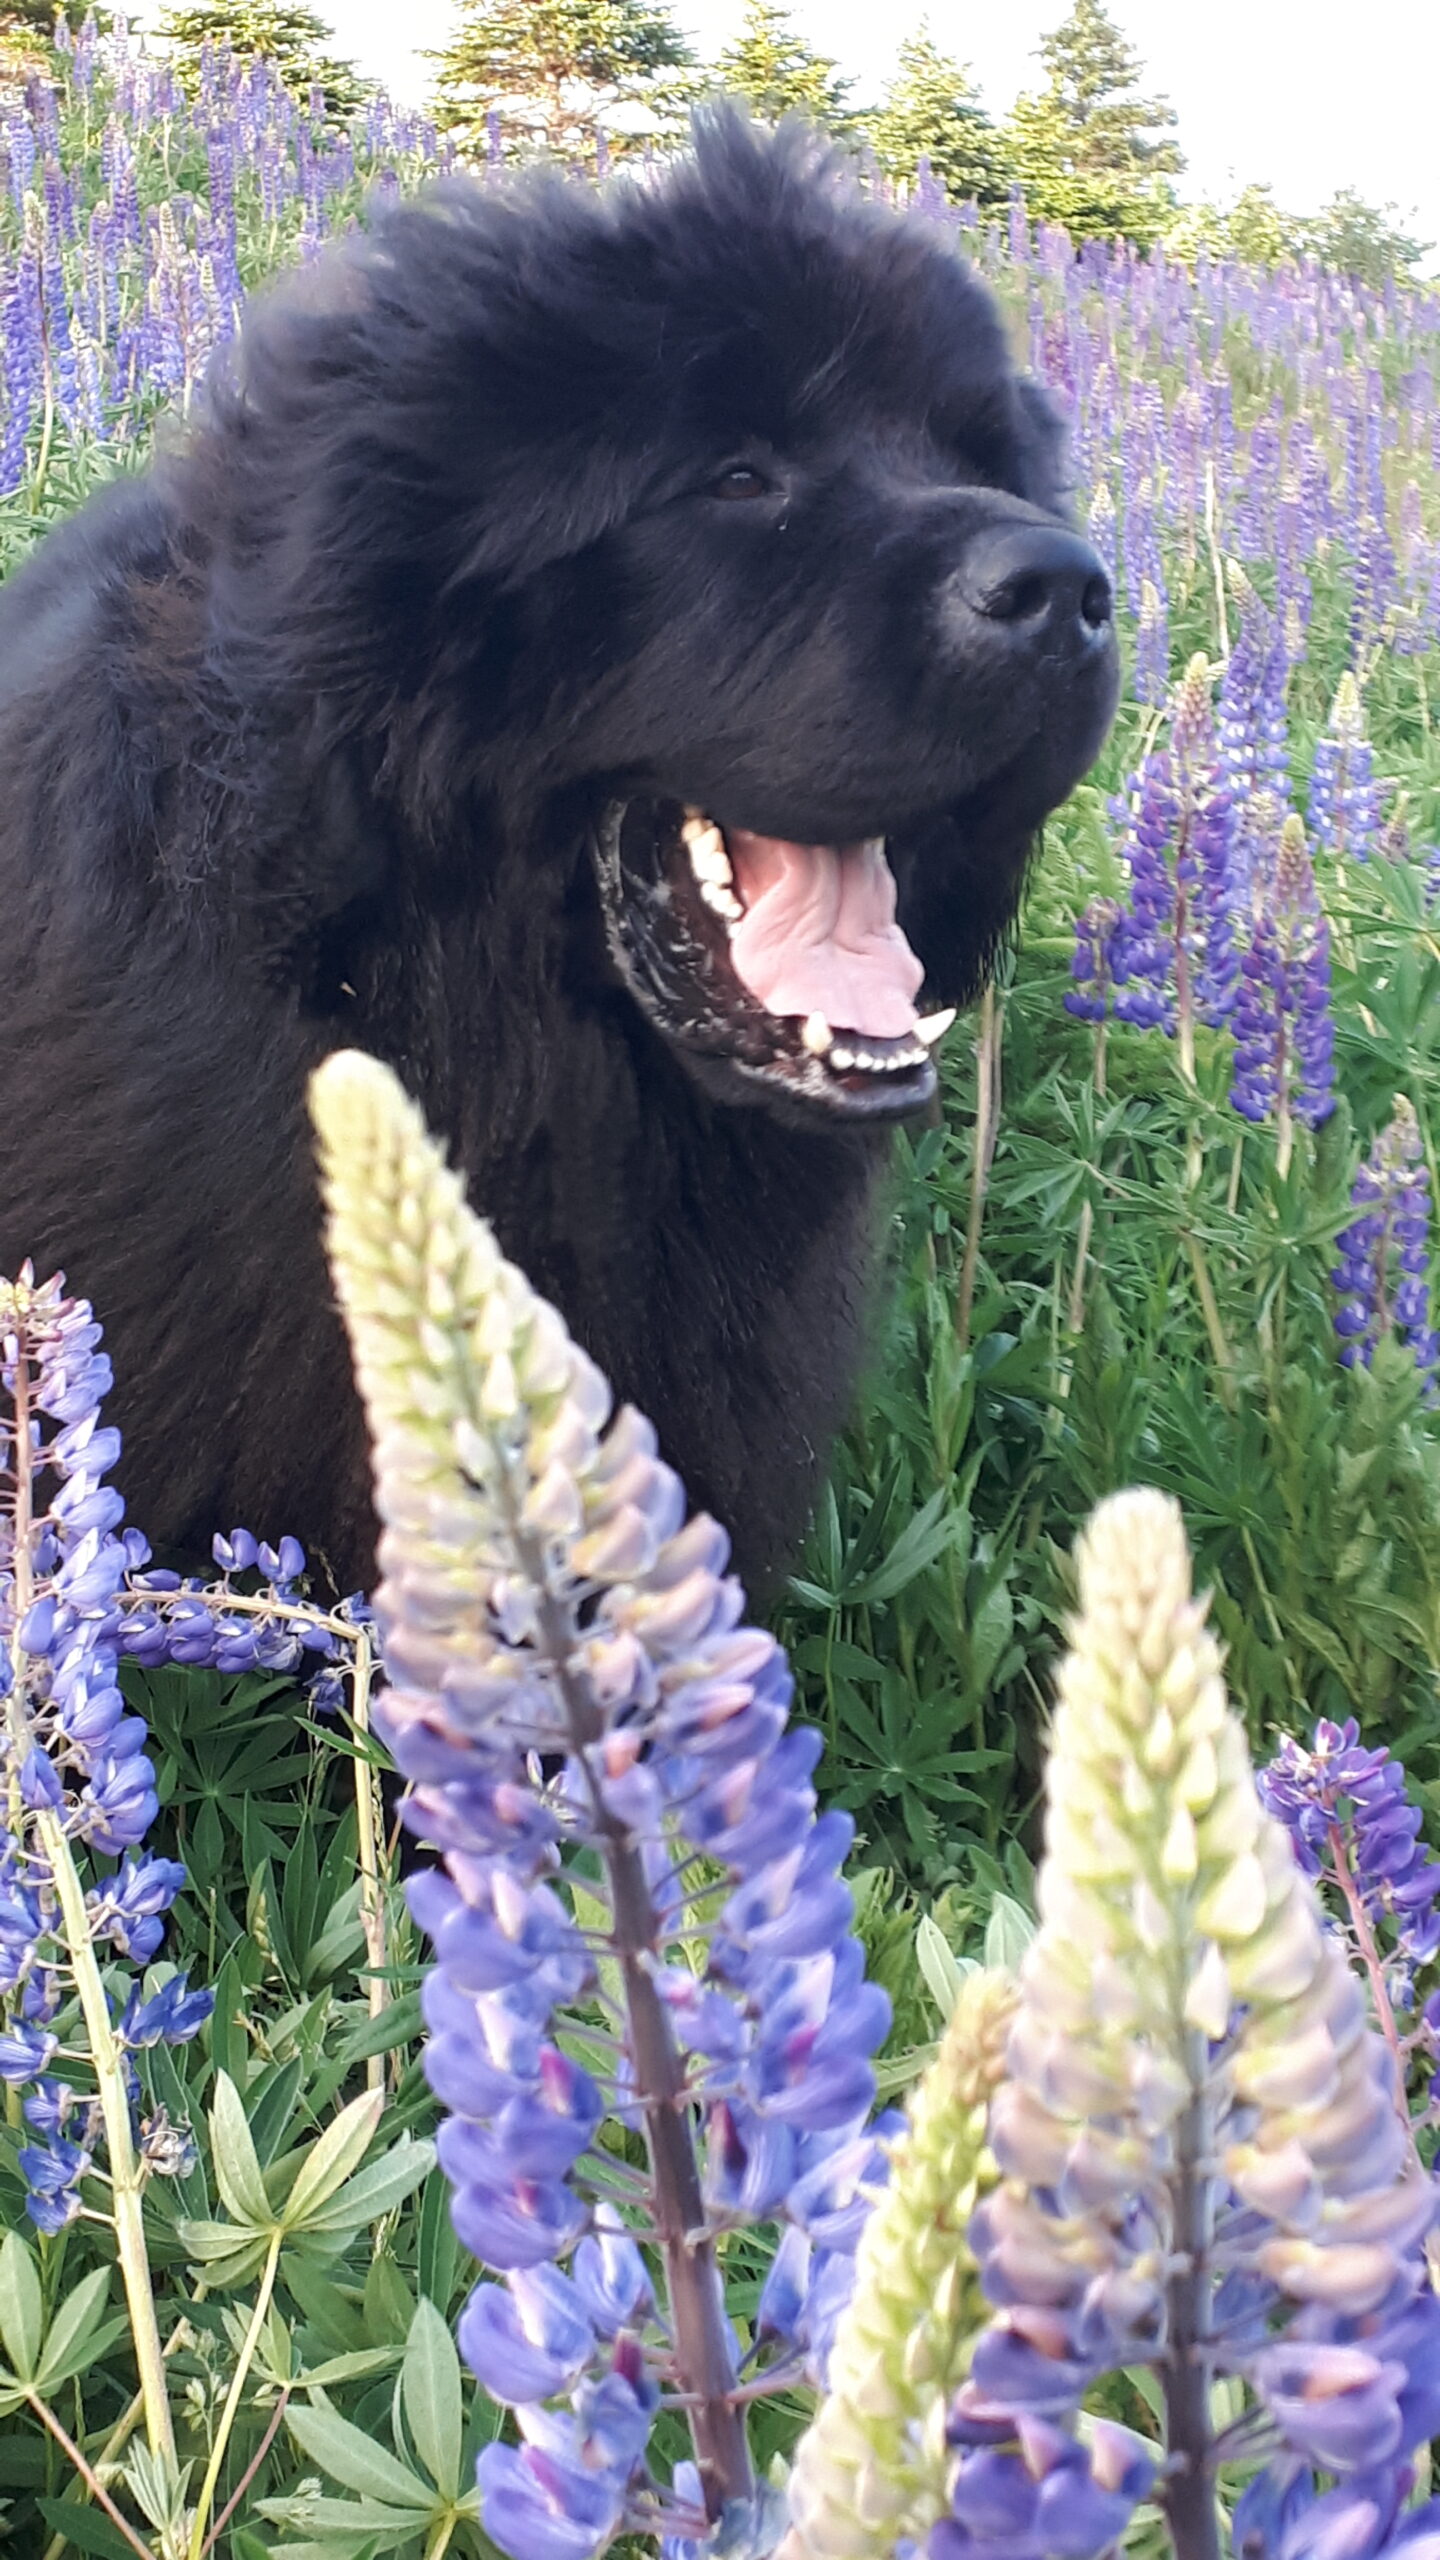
top-left (594, 798), bottom-right (954, 1118)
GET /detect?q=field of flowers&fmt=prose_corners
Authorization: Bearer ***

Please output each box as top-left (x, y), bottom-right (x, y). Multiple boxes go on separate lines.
top-left (4, 19), bottom-right (1440, 2560)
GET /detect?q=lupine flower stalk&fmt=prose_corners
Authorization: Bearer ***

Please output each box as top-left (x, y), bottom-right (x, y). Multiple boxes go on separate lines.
top-left (945, 1489), bottom-right (1440, 2560)
top-left (309, 1050), bottom-right (890, 2560)
top-left (1330, 1099), bottom-right (1439, 1388)
top-left (1261, 1719), bottom-right (1440, 2091)
top-left (1230, 812), bottom-right (1335, 1173)
top-left (1310, 673), bottom-right (1384, 862)
top-left (0, 1267), bottom-right (207, 2470)
top-left (1103, 656), bottom-right (1238, 1077)
top-left (780, 1969), bottom-right (1016, 2560)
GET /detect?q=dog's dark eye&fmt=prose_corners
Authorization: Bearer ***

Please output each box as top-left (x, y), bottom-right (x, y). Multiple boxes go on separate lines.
top-left (710, 465), bottom-right (773, 502)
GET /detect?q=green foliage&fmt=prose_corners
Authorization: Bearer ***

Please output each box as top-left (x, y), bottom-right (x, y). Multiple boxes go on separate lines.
top-left (1301, 188), bottom-right (1433, 287)
top-left (713, 0), bottom-right (853, 135)
top-left (1004, 0), bottom-right (1183, 245)
top-left (431, 0), bottom-right (697, 162)
top-left (157, 0), bottom-right (368, 116)
top-left (864, 25), bottom-right (1013, 208)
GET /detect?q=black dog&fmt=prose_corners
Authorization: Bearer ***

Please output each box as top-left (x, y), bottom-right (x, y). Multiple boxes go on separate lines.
top-left (0, 115), bottom-right (1116, 1594)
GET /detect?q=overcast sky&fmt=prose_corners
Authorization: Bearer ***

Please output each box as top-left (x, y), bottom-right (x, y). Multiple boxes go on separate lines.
top-left (224, 1), bottom-right (1440, 261)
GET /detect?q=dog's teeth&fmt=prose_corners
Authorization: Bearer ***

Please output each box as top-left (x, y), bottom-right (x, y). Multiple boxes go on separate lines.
top-left (800, 1012), bottom-right (833, 1055)
top-left (915, 1008), bottom-right (957, 1047)
top-left (830, 1045), bottom-right (855, 1071)
top-left (687, 831), bottom-right (733, 886)
top-left (700, 882), bottom-right (743, 923)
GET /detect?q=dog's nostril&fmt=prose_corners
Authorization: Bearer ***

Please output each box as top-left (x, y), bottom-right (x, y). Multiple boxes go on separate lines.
top-left (1081, 571), bottom-right (1112, 632)
top-left (987, 570), bottom-right (1050, 624)
top-left (956, 524), bottom-right (1114, 645)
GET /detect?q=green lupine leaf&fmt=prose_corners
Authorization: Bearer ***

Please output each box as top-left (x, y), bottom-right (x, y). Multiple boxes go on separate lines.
top-left (400, 2296), bottom-right (463, 2499)
top-left (282, 2088), bottom-right (384, 2229)
top-left (0, 2232), bottom-right (42, 2381)
top-left (284, 2402), bottom-right (436, 2512)
top-left (289, 2138), bottom-right (435, 2235)
top-left (36, 2285), bottom-right (128, 2395)
top-left (209, 2070), bottom-right (274, 2229)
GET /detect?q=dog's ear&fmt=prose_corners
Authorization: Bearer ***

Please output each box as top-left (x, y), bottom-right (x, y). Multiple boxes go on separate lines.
top-left (1014, 376), bottom-right (1074, 520)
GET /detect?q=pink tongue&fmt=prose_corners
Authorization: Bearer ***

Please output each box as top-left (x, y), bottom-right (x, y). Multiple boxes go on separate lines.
top-left (725, 832), bottom-right (924, 1040)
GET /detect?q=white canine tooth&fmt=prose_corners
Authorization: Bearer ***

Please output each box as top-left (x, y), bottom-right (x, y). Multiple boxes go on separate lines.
top-left (801, 1013), bottom-right (833, 1055)
top-left (689, 839), bottom-right (734, 886)
top-left (915, 1007), bottom-right (957, 1047)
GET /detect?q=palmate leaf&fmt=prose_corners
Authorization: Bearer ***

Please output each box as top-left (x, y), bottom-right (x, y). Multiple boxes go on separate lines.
top-left (281, 2087), bottom-right (383, 2227)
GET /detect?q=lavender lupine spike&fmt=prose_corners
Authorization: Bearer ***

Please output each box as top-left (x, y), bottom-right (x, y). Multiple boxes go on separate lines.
top-left (1105, 656), bottom-right (1238, 1072)
top-left (1261, 1720), bottom-right (1440, 2054)
top-left (309, 1051), bottom-right (890, 2560)
top-left (1230, 812), bottom-right (1335, 1170)
top-left (1310, 673), bottom-right (1384, 862)
top-left (1331, 1098), bottom-right (1439, 1387)
top-left (1063, 895), bottom-right (1123, 1023)
top-left (947, 1489), bottom-right (1440, 2560)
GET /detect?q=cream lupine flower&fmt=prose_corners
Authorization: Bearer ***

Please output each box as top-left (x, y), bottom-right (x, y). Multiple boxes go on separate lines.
top-left (960, 1488), bottom-right (1434, 2550)
top-left (781, 1969), bottom-right (1016, 2560)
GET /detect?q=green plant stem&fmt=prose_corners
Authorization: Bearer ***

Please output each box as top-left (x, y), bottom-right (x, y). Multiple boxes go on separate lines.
top-left (2, 1328), bottom-right (176, 2477)
top-left (200, 2385), bottom-right (290, 2556)
top-left (348, 1627), bottom-right (389, 2092)
top-left (1183, 1232), bottom-right (1238, 1413)
top-left (42, 2318), bottom-right (197, 2560)
top-left (25, 2391), bottom-right (155, 2560)
top-left (956, 983), bottom-right (1003, 1355)
top-left (185, 2230), bottom-right (283, 2560)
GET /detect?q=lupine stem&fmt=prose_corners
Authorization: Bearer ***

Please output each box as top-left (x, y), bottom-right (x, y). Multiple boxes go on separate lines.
top-left (24, 2391), bottom-right (155, 2560)
top-left (522, 1535), bottom-right (753, 2521)
top-left (348, 1628), bottom-right (389, 2090)
top-left (1324, 1815), bottom-right (1410, 2106)
top-left (5, 1338), bottom-right (176, 2476)
top-left (1160, 2039), bottom-right (1222, 2560)
top-left (184, 2227), bottom-right (283, 2560)
top-left (957, 983), bottom-right (1003, 1354)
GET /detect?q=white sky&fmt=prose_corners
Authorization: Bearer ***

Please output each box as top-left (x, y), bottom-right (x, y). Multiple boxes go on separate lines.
top-left (174, 1), bottom-right (1440, 257)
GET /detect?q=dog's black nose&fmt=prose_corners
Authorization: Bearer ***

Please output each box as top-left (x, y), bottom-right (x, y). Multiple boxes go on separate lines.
top-left (954, 523), bottom-right (1113, 645)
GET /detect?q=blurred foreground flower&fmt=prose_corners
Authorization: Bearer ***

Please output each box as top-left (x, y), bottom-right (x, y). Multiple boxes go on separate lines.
top-left (943, 1487), bottom-right (1440, 2560)
top-left (310, 1049), bottom-right (890, 2560)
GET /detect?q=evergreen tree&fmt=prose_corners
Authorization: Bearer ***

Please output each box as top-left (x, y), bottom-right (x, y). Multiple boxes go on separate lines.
top-left (1005, 0), bottom-right (1183, 247)
top-left (431, 0), bottom-right (696, 163)
top-left (864, 24), bottom-right (1012, 206)
top-left (158, 0), bottom-right (367, 115)
top-left (715, 0), bottom-right (852, 133)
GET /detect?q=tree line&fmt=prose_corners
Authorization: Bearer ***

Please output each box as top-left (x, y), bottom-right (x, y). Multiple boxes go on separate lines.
top-left (0, 0), bottom-right (1428, 283)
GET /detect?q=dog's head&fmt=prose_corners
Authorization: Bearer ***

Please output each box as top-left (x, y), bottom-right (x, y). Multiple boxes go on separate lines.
top-left (198, 114), bottom-right (1117, 1125)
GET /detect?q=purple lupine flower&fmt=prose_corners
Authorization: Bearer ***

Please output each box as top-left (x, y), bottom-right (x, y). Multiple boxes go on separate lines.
top-left (1230, 812), bottom-right (1334, 1160)
top-left (1, 1266), bottom-right (213, 2230)
top-left (1103, 657), bottom-right (1239, 1068)
top-left (1261, 1719), bottom-right (1440, 2024)
top-left (310, 1049), bottom-right (895, 2560)
top-left (1218, 587), bottom-right (1292, 892)
top-left (1331, 1099), bottom-right (1438, 1386)
top-left (1064, 895), bottom-right (1124, 1022)
top-left (1310, 671), bottom-right (1384, 861)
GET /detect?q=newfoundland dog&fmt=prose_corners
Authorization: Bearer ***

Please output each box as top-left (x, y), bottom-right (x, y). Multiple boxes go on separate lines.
top-left (0, 114), bottom-right (1116, 1592)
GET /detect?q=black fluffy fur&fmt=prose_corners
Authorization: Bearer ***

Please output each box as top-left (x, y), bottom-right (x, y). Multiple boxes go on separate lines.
top-left (0, 116), bottom-right (1115, 1593)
